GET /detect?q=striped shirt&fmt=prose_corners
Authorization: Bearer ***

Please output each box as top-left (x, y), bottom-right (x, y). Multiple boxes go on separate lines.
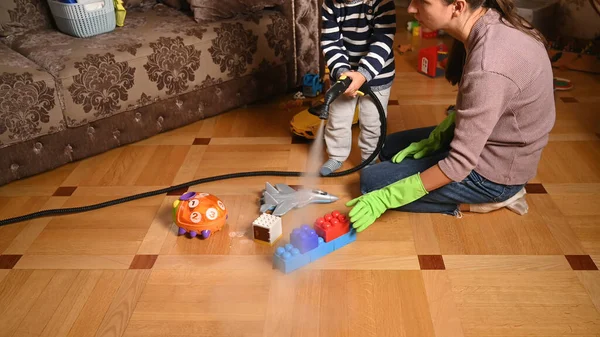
top-left (321, 0), bottom-right (396, 91)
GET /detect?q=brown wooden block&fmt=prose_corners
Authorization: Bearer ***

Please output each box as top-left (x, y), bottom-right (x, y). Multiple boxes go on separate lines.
top-left (418, 255), bottom-right (446, 270)
top-left (525, 183), bottom-right (547, 194)
top-left (565, 255), bottom-right (598, 270)
top-left (192, 138), bottom-right (211, 145)
top-left (129, 255), bottom-right (158, 269)
top-left (53, 186), bottom-right (77, 196)
top-left (0, 255), bottom-right (22, 269)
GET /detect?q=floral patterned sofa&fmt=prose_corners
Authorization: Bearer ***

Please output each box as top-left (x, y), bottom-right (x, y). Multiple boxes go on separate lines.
top-left (0, 0), bottom-right (321, 186)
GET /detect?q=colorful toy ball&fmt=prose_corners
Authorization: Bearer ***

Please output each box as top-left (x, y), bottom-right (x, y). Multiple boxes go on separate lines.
top-left (172, 191), bottom-right (228, 239)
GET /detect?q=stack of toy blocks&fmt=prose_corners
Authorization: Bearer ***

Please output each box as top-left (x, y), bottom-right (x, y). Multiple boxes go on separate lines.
top-left (273, 210), bottom-right (356, 273)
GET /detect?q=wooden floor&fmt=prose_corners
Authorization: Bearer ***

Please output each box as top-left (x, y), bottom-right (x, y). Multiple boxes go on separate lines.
top-left (1, 14), bottom-right (600, 337)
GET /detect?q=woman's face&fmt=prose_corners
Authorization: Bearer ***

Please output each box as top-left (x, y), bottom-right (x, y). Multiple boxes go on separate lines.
top-left (408, 0), bottom-right (455, 31)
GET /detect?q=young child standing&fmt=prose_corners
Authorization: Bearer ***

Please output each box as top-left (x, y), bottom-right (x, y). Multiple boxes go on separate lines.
top-left (319, 0), bottom-right (396, 176)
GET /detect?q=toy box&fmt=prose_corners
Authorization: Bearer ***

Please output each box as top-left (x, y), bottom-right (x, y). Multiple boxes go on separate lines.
top-left (417, 43), bottom-right (449, 78)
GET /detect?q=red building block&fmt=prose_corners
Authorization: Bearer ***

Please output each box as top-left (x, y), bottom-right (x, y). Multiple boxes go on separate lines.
top-left (314, 210), bottom-right (350, 243)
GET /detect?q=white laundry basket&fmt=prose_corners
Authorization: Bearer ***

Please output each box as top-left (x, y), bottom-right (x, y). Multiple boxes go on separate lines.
top-left (48, 0), bottom-right (116, 38)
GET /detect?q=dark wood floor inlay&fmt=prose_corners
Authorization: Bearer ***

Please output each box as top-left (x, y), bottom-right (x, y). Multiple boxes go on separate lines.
top-left (565, 255), bottom-right (598, 270)
top-left (418, 255), bottom-right (446, 270)
top-left (129, 255), bottom-right (158, 269)
top-left (0, 255), bottom-right (22, 269)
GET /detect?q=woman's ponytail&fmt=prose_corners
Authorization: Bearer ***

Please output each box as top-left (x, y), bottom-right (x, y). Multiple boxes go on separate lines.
top-left (444, 40), bottom-right (466, 86)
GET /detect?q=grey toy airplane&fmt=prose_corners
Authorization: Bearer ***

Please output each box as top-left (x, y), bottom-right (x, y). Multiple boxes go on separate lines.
top-left (259, 182), bottom-right (339, 216)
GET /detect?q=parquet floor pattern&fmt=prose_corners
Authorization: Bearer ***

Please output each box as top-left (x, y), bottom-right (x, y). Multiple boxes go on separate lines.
top-left (0, 12), bottom-right (599, 337)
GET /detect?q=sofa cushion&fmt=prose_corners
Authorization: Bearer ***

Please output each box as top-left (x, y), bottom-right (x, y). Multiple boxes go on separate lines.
top-left (0, 0), bottom-right (53, 38)
top-left (187, 0), bottom-right (283, 23)
top-left (5, 4), bottom-right (292, 127)
top-left (0, 43), bottom-right (65, 149)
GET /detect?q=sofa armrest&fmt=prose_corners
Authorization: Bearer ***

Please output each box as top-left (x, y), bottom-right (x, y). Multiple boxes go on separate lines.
top-left (0, 43), bottom-right (65, 149)
top-left (276, 0), bottom-right (321, 87)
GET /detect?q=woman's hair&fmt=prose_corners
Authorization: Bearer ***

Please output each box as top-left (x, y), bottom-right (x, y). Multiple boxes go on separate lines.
top-left (444, 0), bottom-right (546, 85)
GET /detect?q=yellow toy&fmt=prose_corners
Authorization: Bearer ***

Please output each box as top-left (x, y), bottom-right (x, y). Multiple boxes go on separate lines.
top-left (114, 0), bottom-right (126, 27)
top-left (290, 101), bottom-right (359, 139)
top-left (173, 191), bottom-right (228, 239)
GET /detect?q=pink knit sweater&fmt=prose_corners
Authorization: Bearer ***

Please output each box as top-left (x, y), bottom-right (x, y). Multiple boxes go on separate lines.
top-left (438, 9), bottom-right (556, 185)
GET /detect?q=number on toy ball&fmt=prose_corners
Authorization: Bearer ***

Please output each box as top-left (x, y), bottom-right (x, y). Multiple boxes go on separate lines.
top-left (189, 199), bottom-right (199, 208)
top-left (217, 200), bottom-right (226, 210)
top-left (190, 212), bottom-right (202, 223)
top-left (206, 208), bottom-right (218, 220)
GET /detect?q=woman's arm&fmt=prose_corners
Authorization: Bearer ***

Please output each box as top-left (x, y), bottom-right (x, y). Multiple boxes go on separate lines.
top-left (345, 163), bottom-right (453, 232)
top-left (421, 164), bottom-right (453, 191)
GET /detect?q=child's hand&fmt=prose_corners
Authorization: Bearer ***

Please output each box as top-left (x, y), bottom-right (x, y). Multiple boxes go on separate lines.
top-left (340, 71), bottom-right (366, 98)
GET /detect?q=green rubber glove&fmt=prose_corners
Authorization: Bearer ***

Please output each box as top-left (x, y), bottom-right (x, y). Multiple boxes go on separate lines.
top-left (345, 173), bottom-right (428, 232)
top-left (392, 110), bottom-right (456, 163)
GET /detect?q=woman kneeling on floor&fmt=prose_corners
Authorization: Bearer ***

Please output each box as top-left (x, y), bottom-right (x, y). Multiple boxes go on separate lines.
top-left (345, 0), bottom-right (556, 232)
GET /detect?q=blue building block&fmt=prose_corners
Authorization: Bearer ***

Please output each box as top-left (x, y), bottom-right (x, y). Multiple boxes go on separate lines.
top-left (308, 237), bottom-right (335, 261)
top-left (273, 243), bottom-right (310, 273)
top-left (332, 229), bottom-right (357, 250)
top-left (273, 225), bottom-right (357, 274)
top-left (290, 224), bottom-right (318, 254)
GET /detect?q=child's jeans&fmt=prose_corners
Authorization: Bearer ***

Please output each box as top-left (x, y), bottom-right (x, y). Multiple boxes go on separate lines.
top-left (324, 87), bottom-right (391, 162)
top-left (359, 126), bottom-right (526, 215)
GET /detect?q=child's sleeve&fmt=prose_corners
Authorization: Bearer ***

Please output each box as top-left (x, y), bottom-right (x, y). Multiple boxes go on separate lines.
top-left (321, 0), bottom-right (351, 80)
top-left (357, 0), bottom-right (396, 82)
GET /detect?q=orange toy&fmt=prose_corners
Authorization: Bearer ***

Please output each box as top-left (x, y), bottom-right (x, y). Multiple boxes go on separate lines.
top-left (172, 191), bottom-right (228, 239)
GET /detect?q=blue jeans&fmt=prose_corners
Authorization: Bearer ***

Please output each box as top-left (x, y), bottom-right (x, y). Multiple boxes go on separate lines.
top-left (360, 126), bottom-right (526, 215)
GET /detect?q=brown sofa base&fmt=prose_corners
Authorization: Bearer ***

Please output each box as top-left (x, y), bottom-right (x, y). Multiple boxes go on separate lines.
top-left (1, 64), bottom-right (291, 186)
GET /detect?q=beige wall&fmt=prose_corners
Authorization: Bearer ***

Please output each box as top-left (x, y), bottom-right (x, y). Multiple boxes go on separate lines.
top-left (557, 0), bottom-right (600, 39)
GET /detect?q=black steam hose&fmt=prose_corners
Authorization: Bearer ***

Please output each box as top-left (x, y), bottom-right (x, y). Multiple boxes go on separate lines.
top-left (0, 77), bottom-right (386, 227)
